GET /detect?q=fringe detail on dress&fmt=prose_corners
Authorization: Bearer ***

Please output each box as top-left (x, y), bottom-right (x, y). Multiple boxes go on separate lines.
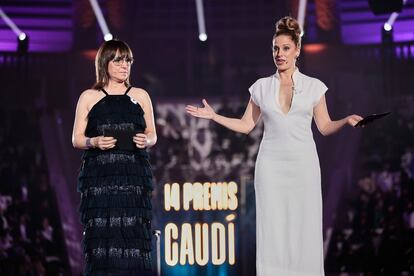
top-left (83, 224), bottom-right (152, 241)
top-left (83, 238), bottom-right (152, 254)
top-left (80, 207), bottom-right (152, 225)
top-left (79, 162), bottom-right (153, 179)
top-left (84, 257), bottom-right (154, 276)
top-left (79, 194), bottom-right (152, 211)
top-left (77, 174), bottom-right (153, 193)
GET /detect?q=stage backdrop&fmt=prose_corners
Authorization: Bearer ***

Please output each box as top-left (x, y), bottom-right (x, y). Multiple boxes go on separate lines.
top-left (150, 101), bottom-right (262, 275)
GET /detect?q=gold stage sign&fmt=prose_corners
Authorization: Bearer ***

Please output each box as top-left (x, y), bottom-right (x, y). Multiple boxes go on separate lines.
top-left (164, 181), bottom-right (238, 266)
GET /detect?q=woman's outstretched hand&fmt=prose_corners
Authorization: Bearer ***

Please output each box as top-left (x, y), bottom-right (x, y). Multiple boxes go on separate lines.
top-left (185, 99), bottom-right (216, 120)
top-left (347, 114), bottom-right (364, 127)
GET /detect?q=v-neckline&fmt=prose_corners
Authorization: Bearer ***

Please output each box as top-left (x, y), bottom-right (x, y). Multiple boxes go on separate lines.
top-left (275, 79), bottom-right (295, 116)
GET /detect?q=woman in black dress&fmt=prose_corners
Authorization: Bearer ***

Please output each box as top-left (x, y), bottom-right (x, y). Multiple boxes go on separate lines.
top-left (72, 40), bottom-right (157, 275)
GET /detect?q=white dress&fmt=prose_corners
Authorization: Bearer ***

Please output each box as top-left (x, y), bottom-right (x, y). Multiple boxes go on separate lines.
top-left (249, 69), bottom-right (327, 276)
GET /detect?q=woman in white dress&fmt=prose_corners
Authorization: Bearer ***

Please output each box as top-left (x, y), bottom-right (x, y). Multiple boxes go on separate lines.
top-left (186, 16), bottom-right (363, 276)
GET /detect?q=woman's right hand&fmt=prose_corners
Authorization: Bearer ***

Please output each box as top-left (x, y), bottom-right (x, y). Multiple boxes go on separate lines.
top-left (92, 136), bottom-right (117, 150)
top-left (185, 99), bottom-right (216, 120)
top-left (346, 114), bottom-right (364, 127)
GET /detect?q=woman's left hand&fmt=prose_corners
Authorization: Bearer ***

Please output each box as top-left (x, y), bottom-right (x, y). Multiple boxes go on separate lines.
top-left (347, 114), bottom-right (364, 127)
top-left (133, 133), bottom-right (149, 148)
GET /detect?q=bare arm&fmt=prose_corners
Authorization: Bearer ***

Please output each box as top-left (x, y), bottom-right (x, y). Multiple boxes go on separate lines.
top-left (72, 90), bottom-right (116, 149)
top-left (132, 89), bottom-right (157, 148)
top-left (185, 98), bottom-right (261, 134)
top-left (313, 95), bottom-right (363, 136)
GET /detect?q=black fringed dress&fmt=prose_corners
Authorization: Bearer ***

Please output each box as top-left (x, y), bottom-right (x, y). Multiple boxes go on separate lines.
top-left (77, 87), bottom-right (153, 275)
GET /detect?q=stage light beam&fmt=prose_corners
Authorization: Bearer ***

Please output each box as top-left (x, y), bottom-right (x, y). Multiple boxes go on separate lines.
top-left (88, 0), bottom-right (112, 41)
top-left (297, 0), bottom-right (307, 37)
top-left (383, 0), bottom-right (408, 32)
top-left (0, 8), bottom-right (28, 52)
top-left (195, 0), bottom-right (208, 42)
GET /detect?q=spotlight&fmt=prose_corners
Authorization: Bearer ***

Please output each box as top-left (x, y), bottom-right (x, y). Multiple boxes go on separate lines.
top-left (0, 8), bottom-right (28, 52)
top-left (88, 0), bottom-right (112, 42)
top-left (17, 33), bottom-right (29, 53)
top-left (104, 33), bottom-right (113, 41)
top-left (18, 32), bottom-right (27, 41)
top-left (382, 0), bottom-right (407, 36)
top-left (381, 25), bottom-right (393, 44)
top-left (195, 0), bottom-right (207, 43)
top-left (199, 33), bottom-right (207, 42)
top-left (383, 23), bottom-right (392, 32)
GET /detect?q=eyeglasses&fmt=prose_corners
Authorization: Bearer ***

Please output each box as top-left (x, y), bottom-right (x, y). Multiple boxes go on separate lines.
top-left (111, 57), bottom-right (134, 66)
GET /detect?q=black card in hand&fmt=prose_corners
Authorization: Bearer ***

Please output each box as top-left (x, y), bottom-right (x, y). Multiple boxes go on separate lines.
top-left (355, 111), bottom-right (391, 127)
top-left (103, 129), bottom-right (137, 151)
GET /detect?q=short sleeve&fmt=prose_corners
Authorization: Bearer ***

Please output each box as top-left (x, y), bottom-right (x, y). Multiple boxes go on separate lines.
top-left (312, 79), bottom-right (328, 107)
top-left (248, 80), bottom-right (260, 107)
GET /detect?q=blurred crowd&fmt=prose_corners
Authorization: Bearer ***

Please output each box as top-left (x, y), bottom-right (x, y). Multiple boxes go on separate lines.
top-left (325, 95), bottom-right (414, 275)
top-left (0, 109), bottom-right (66, 275)
top-left (151, 99), bottom-right (262, 184)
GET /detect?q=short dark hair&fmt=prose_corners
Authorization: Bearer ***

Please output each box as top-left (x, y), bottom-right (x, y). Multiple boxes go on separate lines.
top-left (92, 40), bottom-right (133, 90)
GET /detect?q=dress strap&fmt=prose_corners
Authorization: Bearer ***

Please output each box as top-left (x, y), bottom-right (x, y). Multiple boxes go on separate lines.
top-left (101, 89), bottom-right (109, 96)
top-left (124, 86), bottom-right (133, 95)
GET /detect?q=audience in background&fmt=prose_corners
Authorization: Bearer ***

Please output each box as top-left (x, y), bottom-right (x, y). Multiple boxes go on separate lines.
top-left (325, 95), bottom-right (414, 275)
top-left (0, 109), bottom-right (66, 275)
